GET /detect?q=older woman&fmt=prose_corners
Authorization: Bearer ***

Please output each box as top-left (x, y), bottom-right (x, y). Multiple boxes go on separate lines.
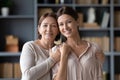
top-left (20, 12), bottom-right (60, 80)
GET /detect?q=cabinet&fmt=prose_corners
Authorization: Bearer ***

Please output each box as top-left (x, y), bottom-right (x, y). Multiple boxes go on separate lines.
top-left (0, 0), bottom-right (120, 80)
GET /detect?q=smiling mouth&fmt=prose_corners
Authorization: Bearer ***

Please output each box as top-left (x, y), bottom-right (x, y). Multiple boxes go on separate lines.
top-left (64, 30), bottom-right (71, 34)
top-left (45, 33), bottom-right (53, 38)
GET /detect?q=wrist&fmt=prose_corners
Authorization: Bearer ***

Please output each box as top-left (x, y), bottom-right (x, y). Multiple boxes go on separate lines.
top-left (51, 56), bottom-right (59, 63)
top-left (47, 57), bottom-right (56, 67)
top-left (60, 54), bottom-right (68, 61)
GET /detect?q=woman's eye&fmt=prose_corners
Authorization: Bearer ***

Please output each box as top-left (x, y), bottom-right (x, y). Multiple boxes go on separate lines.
top-left (51, 25), bottom-right (57, 27)
top-left (59, 23), bottom-right (63, 27)
top-left (67, 20), bottom-right (72, 23)
top-left (52, 24), bottom-right (57, 28)
top-left (43, 24), bottom-right (47, 27)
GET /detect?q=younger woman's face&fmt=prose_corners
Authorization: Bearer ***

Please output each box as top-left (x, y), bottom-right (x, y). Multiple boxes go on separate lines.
top-left (57, 14), bottom-right (78, 38)
top-left (38, 17), bottom-right (59, 42)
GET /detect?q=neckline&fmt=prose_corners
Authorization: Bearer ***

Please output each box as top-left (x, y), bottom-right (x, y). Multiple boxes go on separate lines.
top-left (34, 40), bottom-right (49, 52)
top-left (33, 41), bottom-right (50, 57)
top-left (78, 41), bottom-right (90, 58)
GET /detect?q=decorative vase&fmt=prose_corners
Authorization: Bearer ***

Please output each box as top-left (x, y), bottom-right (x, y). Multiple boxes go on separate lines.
top-left (87, 7), bottom-right (96, 23)
top-left (1, 7), bottom-right (9, 17)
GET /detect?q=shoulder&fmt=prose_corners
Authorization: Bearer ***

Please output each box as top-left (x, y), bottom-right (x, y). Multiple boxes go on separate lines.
top-left (88, 41), bottom-right (104, 55)
top-left (22, 41), bottom-right (36, 50)
top-left (23, 41), bottom-right (35, 47)
top-left (24, 41), bottom-right (34, 45)
top-left (21, 41), bottom-right (35, 56)
top-left (89, 41), bottom-right (105, 63)
top-left (89, 41), bottom-right (102, 51)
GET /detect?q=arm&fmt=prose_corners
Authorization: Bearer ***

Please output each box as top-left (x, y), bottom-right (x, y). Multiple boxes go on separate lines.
top-left (90, 50), bottom-right (105, 80)
top-left (93, 42), bottom-right (105, 64)
top-left (96, 51), bottom-right (105, 64)
top-left (54, 53), bottom-right (68, 80)
top-left (20, 42), bottom-right (57, 80)
top-left (53, 43), bottom-right (71, 80)
top-left (95, 44), bottom-right (105, 80)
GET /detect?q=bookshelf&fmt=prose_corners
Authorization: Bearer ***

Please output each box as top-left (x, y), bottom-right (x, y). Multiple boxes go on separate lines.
top-left (0, 0), bottom-right (34, 79)
top-left (0, 0), bottom-right (120, 80)
top-left (36, 0), bottom-right (120, 80)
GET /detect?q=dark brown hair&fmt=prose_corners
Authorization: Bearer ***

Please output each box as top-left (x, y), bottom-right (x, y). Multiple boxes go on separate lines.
top-left (37, 12), bottom-right (60, 41)
top-left (56, 6), bottom-right (79, 42)
top-left (57, 6), bottom-right (78, 20)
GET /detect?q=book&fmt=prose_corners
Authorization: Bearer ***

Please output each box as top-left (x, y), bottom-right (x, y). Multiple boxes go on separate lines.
top-left (76, 0), bottom-right (98, 4)
top-left (38, 8), bottom-right (53, 17)
top-left (82, 36), bottom-right (109, 52)
top-left (114, 0), bottom-right (120, 4)
top-left (102, 36), bottom-right (109, 52)
top-left (83, 22), bottom-right (100, 29)
top-left (92, 0), bottom-right (98, 4)
top-left (114, 37), bottom-right (120, 52)
top-left (101, 12), bottom-right (109, 28)
top-left (0, 63), bottom-right (13, 78)
top-left (78, 13), bottom-right (84, 28)
top-left (13, 63), bottom-right (21, 78)
top-left (5, 35), bottom-right (19, 52)
top-left (102, 0), bottom-right (108, 4)
top-left (114, 11), bottom-right (120, 27)
top-left (76, 0), bottom-right (91, 4)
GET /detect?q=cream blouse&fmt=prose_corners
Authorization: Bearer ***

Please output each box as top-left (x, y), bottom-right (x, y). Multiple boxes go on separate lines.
top-left (20, 41), bottom-right (56, 80)
top-left (52, 42), bottom-right (104, 80)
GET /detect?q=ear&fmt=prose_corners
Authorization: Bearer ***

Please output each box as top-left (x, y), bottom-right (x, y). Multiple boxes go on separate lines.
top-left (37, 25), bottom-right (40, 34)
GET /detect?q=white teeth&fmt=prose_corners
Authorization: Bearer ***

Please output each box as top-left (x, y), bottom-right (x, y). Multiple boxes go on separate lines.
top-left (45, 34), bottom-right (53, 38)
top-left (46, 35), bottom-right (51, 37)
top-left (64, 30), bottom-right (70, 34)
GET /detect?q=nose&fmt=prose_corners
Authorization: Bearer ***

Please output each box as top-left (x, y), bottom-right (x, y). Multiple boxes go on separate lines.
top-left (47, 25), bottom-right (51, 31)
top-left (63, 23), bottom-right (68, 30)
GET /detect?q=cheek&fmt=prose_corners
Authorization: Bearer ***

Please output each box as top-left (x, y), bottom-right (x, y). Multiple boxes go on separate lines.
top-left (70, 23), bottom-right (75, 27)
top-left (54, 28), bottom-right (59, 35)
top-left (59, 27), bottom-right (63, 32)
top-left (38, 27), bottom-right (41, 33)
top-left (71, 23), bottom-right (78, 29)
top-left (38, 27), bottom-right (44, 34)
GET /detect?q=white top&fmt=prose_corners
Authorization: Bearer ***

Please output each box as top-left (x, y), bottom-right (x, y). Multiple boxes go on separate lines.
top-left (52, 42), bottom-right (104, 80)
top-left (20, 41), bottom-right (55, 80)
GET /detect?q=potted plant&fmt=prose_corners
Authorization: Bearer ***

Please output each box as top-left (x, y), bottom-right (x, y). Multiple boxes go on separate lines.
top-left (0, 0), bottom-right (13, 16)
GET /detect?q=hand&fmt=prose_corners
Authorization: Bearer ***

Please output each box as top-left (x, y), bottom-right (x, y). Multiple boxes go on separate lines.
top-left (49, 46), bottom-right (61, 63)
top-left (96, 51), bottom-right (105, 64)
top-left (59, 43), bottom-right (71, 58)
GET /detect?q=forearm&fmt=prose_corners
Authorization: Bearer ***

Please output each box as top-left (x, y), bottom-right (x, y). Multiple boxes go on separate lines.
top-left (55, 55), bottom-right (68, 80)
top-left (21, 57), bottom-right (55, 80)
top-left (20, 42), bottom-right (57, 80)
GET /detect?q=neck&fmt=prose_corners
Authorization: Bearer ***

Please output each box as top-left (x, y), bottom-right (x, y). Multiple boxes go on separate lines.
top-left (39, 39), bottom-right (54, 50)
top-left (67, 33), bottom-right (81, 46)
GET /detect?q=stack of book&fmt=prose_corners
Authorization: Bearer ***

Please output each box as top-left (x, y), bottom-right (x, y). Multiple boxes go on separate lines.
top-left (0, 63), bottom-right (21, 78)
top-left (5, 35), bottom-right (19, 52)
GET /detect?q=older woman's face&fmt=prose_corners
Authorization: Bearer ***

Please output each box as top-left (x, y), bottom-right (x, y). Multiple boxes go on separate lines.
top-left (38, 16), bottom-right (59, 42)
top-left (57, 14), bottom-right (78, 38)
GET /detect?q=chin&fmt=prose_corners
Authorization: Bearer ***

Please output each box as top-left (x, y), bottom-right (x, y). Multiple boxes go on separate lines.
top-left (64, 34), bottom-right (71, 37)
top-left (46, 38), bottom-right (54, 41)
